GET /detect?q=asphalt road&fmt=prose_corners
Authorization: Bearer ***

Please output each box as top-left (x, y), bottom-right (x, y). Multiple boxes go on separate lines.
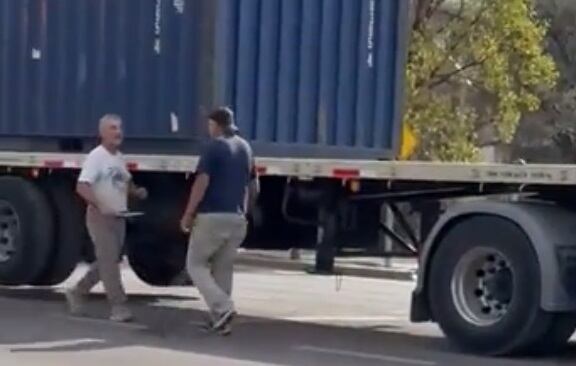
top-left (0, 265), bottom-right (574, 366)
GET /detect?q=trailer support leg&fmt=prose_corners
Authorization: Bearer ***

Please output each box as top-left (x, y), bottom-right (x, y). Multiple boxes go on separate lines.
top-left (313, 205), bottom-right (339, 274)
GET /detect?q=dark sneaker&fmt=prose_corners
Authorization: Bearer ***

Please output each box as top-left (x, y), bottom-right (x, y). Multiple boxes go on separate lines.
top-left (198, 317), bottom-right (214, 333)
top-left (212, 310), bottom-right (236, 331)
top-left (217, 323), bottom-right (232, 337)
top-left (198, 316), bottom-right (232, 336)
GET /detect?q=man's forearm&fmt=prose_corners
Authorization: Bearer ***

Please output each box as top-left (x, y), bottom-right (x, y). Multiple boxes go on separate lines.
top-left (76, 183), bottom-right (98, 207)
top-left (184, 188), bottom-right (201, 216)
top-left (249, 177), bottom-right (260, 199)
top-left (184, 174), bottom-right (209, 216)
top-left (244, 178), bottom-right (259, 213)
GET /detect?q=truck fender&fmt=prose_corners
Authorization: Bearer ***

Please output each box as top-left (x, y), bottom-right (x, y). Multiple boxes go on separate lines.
top-left (413, 200), bottom-right (576, 321)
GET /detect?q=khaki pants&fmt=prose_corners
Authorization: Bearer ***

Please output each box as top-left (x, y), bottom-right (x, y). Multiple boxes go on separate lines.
top-left (74, 207), bottom-right (127, 306)
top-left (187, 214), bottom-right (247, 316)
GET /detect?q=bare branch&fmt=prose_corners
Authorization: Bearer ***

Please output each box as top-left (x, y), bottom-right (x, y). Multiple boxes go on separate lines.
top-left (427, 60), bottom-right (485, 89)
top-left (415, 3), bottom-right (488, 90)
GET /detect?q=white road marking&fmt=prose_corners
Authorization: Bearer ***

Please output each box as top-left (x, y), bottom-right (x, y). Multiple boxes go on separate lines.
top-left (281, 315), bottom-right (402, 322)
top-left (4, 338), bottom-right (106, 349)
top-left (296, 345), bottom-right (436, 366)
top-left (50, 313), bottom-right (148, 330)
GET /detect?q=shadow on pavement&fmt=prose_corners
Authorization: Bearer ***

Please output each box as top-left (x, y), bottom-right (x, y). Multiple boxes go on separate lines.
top-left (0, 287), bottom-right (573, 366)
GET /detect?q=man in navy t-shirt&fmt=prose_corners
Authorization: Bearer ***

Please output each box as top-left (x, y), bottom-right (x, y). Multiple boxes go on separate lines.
top-left (180, 107), bottom-right (257, 335)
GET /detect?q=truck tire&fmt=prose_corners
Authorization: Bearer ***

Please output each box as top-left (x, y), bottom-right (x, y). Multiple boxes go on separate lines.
top-left (428, 215), bottom-right (566, 356)
top-left (127, 229), bottom-right (187, 286)
top-left (32, 178), bottom-right (84, 286)
top-left (0, 177), bottom-right (54, 285)
top-left (126, 177), bottom-right (188, 286)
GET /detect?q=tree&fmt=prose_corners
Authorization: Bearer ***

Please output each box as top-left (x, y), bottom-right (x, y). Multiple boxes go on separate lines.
top-left (405, 0), bottom-right (558, 161)
top-left (511, 0), bottom-right (576, 163)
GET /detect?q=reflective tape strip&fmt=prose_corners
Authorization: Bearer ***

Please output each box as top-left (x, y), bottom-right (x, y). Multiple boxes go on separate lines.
top-left (126, 162), bottom-right (139, 171)
top-left (332, 168), bottom-right (360, 179)
top-left (256, 166), bottom-right (267, 175)
top-left (43, 160), bottom-right (64, 169)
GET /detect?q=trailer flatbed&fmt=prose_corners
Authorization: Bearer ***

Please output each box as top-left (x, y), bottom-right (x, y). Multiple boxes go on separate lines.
top-left (0, 151), bottom-right (574, 186)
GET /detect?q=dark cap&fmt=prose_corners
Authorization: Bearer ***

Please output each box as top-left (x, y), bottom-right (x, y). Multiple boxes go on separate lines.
top-left (208, 107), bottom-right (239, 135)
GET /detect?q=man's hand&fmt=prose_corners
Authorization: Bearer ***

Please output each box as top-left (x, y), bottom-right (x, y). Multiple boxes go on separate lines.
top-left (94, 204), bottom-right (118, 217)
top-left (133, 186), bottom-right (148, 200)
top-left (180, 212), bottom-right (195, 233)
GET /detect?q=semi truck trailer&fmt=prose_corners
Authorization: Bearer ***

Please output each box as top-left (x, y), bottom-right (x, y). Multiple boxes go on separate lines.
top-left (2, 0), bottom-right (576, 356)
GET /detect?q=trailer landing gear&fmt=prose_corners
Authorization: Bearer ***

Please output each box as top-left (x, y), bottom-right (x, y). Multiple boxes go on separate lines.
top-left (312, 206), bottom-right (340, 275)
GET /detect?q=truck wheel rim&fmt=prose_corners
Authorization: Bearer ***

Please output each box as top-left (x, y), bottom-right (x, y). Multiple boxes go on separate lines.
top-left (0, 201), bottom-right (19, 264)
top-left (451, 247), bottom-right (514, 327)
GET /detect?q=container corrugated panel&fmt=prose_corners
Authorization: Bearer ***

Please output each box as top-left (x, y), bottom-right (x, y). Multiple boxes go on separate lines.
top-left (215, 0), bottom-right (409, 159)
top-left (0, 0), bottom-right (409, 159)
top-left (0, 0), bottom-right (205, 139)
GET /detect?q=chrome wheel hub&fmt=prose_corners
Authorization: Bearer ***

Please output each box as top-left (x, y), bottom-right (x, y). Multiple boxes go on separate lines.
top-left (451, 247), bottom-right (514, 327)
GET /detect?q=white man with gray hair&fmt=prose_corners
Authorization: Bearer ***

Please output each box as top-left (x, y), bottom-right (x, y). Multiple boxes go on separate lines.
top-left (65, 114), bottom-right (148, 322)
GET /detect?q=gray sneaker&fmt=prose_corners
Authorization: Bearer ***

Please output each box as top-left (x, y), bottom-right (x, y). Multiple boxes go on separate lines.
top-left (110, 305), bottom-right (133, 323)
top-left (65, 289), bottom-right (86, 316)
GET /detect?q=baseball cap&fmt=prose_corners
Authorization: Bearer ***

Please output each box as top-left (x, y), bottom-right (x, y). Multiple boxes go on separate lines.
top-left (208, 107), bottom-right (239, 134)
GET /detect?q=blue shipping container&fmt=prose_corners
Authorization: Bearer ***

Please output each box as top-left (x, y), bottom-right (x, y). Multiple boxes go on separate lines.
top-left (0, 0), bottom-right (409, 159)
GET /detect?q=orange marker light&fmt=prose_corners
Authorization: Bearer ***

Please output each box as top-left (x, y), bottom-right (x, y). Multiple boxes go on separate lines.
top-left (349, 180), bottom-right (361, 193)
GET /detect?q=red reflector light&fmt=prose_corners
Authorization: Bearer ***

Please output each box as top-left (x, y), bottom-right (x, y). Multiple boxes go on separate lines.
top-left (332, 168), bottom-right (360, 179)
top-left (43, 160), bottom-right (64, 169)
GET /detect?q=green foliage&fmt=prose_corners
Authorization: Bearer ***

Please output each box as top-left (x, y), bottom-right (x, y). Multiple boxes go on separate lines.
top-left (406, 0), bottom-right (558, 161)
top-left (405, 90), bottom-right (480, 161)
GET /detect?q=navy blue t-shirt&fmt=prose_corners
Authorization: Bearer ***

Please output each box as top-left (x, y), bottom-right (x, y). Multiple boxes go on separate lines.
top-left (196, 135), bottom-right (254, 214)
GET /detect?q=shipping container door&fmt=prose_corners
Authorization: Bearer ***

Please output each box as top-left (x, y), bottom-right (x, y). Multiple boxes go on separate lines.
top-left (0, 0), bottom-right (207, 140)
top-left (215, 0), bottom-right (409, 159)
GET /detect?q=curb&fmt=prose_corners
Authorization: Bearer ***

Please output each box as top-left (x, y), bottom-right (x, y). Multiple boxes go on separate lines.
top-left (236, 256), bottom-right (417, 282)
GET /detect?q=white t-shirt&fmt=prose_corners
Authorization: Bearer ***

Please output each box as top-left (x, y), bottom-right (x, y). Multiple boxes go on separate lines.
top-left (78, 145), bottom-right (131, 212)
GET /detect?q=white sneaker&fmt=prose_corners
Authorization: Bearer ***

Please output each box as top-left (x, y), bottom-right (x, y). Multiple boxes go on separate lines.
top-left (110, 305), bottom-right (134, 323)
top-left (65, 289), bottom-right (86, 316)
